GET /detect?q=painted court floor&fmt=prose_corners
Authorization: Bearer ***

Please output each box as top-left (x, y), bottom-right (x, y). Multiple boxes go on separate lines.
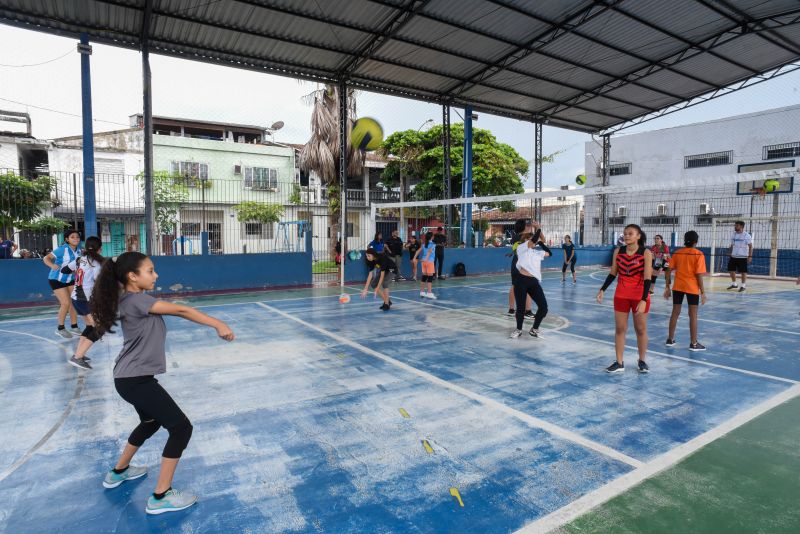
top-left (0, 271), bottom-right (798, 533)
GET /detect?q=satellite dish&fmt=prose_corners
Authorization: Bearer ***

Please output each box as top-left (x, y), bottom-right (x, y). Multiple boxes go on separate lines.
top-left (270, 121), bottom-right (284, 130)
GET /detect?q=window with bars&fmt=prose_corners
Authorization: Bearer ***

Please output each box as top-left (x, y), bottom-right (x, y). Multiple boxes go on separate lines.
top-left (180, 222), bottom-right (201, 237)
top-left (242, 222), bottom-right (274, 239)
top-left (243, 167), bottom-right (278, 190)
top-left (763, 141), bottom-right (800, 160)
top-left (170, 161), bottom-right (209, 186)
top-left (684, 151), bottom-right (732, 169)
top-left (609, 163), bottom-right (631, 176)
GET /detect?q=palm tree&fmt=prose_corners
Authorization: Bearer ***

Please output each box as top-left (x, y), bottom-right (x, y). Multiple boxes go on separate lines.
top-left (299, 84), bottom-right (364, 263)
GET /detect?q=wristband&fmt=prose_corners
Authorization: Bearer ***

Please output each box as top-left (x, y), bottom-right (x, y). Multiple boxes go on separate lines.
top-left (600, 274), bottom-right (616, 291)
top-left (641, 279), bottom-right (652, 301)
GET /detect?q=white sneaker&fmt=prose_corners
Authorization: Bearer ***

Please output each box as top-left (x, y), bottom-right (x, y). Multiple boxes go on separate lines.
top-left (420, 291), bottom-right (427, 298)
top-left (510, 329), bottom-right (523, 339)
top-left (426, 292), bottom-right (437, 300)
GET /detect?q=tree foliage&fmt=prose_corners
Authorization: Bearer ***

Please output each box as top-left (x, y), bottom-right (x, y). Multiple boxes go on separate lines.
top-left (0, 172), bottom-right (55, 230)
top-left (233, 201), bottom-right (284, 224)
top-left (136, 171), bottom-right (188, 235)
top-left (16, 216), bottom-right (69, 232)
top-left (380, 123), bottom-right (557, 203)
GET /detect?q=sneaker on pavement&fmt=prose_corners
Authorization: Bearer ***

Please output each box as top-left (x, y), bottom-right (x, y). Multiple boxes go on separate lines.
top-left (689, 342), bottom-right (707, 351)
top-left (510, 329), bottom-right (523, 339)
top-left (665, 338), bottom-right (676, 347)
top-left (420, 291), bottom-right (427, 298)
top-left (379, 303), bottom-right (390, 311)
top-left (726, 284), bottom-right (738, 290)
top-left (102, 465), bottom-right (148, 489)
top-left (69, 326), bottom-right (82, 335)
top-left (528, 327), bottom-right (543, 339)
top-left (637, 360), bottom-right (650, 373)
top-left (524, 310), bottom-right (534, 318)
top-left (55, 328), bottom-right (73, 340)
top-left (145, 488), bottom-right (197, 515)
top-left (605, 361), bottom-right (625, 373)
top-left (507, 308), bottom-right (515, 316)
top-left (738, 286), bottom-right (746, 292)
top-left (68, 355), bottom-right (92, 370)
top-left (426, 292), bottom-right (437, 300)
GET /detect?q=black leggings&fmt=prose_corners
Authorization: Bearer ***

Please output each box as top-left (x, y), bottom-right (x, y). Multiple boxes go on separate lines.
top-left (514, 275), bottom-right (548, 330)
top-left (114, 376), bottom-right (193, 459)
top-left (435, 247), bottom-right (444, 277)
top-left (562, 257), bottom-right (576, 274)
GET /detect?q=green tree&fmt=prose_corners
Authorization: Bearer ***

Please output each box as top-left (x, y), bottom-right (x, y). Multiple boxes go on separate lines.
top-left (136, 171), bottom-right (189, 235)
top-left (381, 124), bottom-right (558, 210)
top-left (232, 201), bottom-right (284, 224)
top-left (0, 171), bottom-right (55, 235)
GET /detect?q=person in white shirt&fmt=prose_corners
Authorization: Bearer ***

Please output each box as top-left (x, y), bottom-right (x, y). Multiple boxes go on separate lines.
top-left (67, 236), bottom-right (106, 369)
top-left (726, 220), bottom-right (753, 292)
top-left (510, 223), bottom-right (552, 339)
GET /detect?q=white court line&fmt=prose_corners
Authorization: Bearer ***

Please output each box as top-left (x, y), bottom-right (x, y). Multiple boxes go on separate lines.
top-left (393, 291), bottom-right (798, 385)
top-left (464, 283), bottom-right (800, 337)
top-left (515, 383), bottom-right (800, 534)
top-left (254, 301), bottom-right (643, 469)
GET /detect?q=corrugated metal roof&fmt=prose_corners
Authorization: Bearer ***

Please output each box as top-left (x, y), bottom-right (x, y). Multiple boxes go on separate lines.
top-left (0, 0), bottom-right (798, 133)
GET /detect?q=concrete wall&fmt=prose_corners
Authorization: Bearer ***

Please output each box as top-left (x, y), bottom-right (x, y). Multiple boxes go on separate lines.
top-left (345, 245), bottom-right (615, 282)
top-left (0, 252), bottom-right (312, 307)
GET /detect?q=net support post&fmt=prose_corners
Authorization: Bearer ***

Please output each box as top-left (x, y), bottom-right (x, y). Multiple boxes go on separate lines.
top-left (601, 134), bottom-right (611, 245)
top-left (461, 105), bottom-right (474, 247)
top-left (710, 218), bottom-right (717, 277)
top-left (78, 33), bottom-right (97, 238)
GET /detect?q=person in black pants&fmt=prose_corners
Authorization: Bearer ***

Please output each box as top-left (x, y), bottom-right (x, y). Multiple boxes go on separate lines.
top-left (433, 226), bottom-right (447, 279)
top-left (510, 225), bottom-right (552, 339)
top-left (385, 229), bottom-right (405, 281)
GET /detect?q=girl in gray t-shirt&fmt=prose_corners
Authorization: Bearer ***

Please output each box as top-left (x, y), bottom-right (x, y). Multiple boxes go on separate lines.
top-left (92, 251), bottom-right (234, 515)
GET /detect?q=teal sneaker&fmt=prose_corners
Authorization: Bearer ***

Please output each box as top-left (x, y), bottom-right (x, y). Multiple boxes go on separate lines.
top-left (146, 488), bottom-right (198, 515)
top-left (102, 465), bottom-right (147, 489)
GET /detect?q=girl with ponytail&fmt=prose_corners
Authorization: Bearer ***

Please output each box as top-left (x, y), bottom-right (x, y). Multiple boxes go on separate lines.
top-left (596, 224), bottom-right (654, 374)
top-left (66, 236), bottom-right (105, 370)
top-left (92, 252), bottom-right (234, 515)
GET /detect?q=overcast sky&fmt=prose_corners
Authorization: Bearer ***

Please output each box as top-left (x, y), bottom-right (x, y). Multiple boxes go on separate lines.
top-left (2, 25), bottom-right (800, 188)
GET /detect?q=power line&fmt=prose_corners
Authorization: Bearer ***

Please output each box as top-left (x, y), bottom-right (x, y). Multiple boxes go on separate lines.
top-left (0, 97), bottom-right (131, 128)
top-left (0, 49), bottom-right (73, 68)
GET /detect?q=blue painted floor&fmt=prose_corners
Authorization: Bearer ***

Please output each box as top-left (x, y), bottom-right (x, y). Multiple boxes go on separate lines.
top-left (0, 272), bottom-right (798, 533)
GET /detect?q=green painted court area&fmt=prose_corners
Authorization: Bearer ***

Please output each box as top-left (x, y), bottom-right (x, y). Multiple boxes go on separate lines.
top-left (563, 396), bottom-right (800, 534)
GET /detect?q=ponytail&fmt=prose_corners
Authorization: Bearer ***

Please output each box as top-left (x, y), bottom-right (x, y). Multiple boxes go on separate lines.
top-left (91, 251), bottom-right (148, 335)
top-left (82, 236), bottom-right (104, 266)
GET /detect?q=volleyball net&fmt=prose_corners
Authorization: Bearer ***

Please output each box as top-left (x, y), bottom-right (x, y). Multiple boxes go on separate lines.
top-left (369, 167), bottom-right (800, 279)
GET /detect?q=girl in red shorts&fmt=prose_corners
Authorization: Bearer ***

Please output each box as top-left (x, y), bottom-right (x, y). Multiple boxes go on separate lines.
top-left (596, 224), bottom-right (654, 373)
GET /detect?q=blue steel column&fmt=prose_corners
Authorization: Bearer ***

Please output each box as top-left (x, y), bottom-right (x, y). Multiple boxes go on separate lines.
top-left (142, 0), bottom-right (155, 254)
top-left (461, 105), bottom-right (473, 247)
top-left (78, 34), bottom-right (97, 238)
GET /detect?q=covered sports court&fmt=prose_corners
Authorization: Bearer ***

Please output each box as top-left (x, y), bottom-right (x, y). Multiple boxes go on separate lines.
top-left (1, 1), bottom-right (800, 532)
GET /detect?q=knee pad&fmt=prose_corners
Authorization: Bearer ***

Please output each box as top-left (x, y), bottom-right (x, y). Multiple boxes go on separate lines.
top-left (163, 419), bottom-right (193, 458)
top-left (81, 325), bottom-right (102, 343)
top-left (128, 419), bottom-right (160, 447)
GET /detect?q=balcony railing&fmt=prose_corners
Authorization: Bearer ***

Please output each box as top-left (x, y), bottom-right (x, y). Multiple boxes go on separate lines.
top-left (320, 189), bottom-right (400, 206)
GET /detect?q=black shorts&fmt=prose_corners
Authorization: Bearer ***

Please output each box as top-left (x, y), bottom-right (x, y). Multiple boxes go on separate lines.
top-left (72, 298), bottom-right (91, 316)
top-left (114, 375), bottom-right (188, 429)
top-left (49, 279), bottom-right (74, 291)
top-left (672, 290), bottom-right (700, 306)
top-left (727, 257), bottom-right (748, 273)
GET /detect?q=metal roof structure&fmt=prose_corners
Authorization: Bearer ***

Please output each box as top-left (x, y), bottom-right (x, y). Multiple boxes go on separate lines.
top-left (1, 0), bottom-right (800, 134)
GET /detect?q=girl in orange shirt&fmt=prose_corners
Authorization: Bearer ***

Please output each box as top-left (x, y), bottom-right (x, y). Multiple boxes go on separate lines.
top-left (663, 230), bottom-right (707, 351)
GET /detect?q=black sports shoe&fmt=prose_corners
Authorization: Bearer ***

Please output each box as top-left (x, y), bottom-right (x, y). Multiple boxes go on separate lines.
top-left (379, 303), bottom-right (390, 311)
top-left (524, 310), bottom-right (534, 318)
top-left (637, 360), bottom-right (649, 373)
top-left (689, 342), bottom-right (706, 352)
top-left (528, 327), bottom-right (543, 339)
top-left (738, 286), bottom-right (746, 292)
top-left (68, 355), bottom-right (92, 370)
top-left (507, 308), bottom-right (515, 316)
top-left (605, 361), bottom-right (624, 373)
top-left (665, 338), bottom-right (676, 347)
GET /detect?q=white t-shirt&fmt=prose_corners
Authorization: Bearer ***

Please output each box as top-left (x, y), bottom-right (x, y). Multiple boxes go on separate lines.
top-left (516, 243), bottom-right (547, 281)
top-left (71, 256), bottom-right (103, 302)
top-left (730, 231), bottom-right (753, 258)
